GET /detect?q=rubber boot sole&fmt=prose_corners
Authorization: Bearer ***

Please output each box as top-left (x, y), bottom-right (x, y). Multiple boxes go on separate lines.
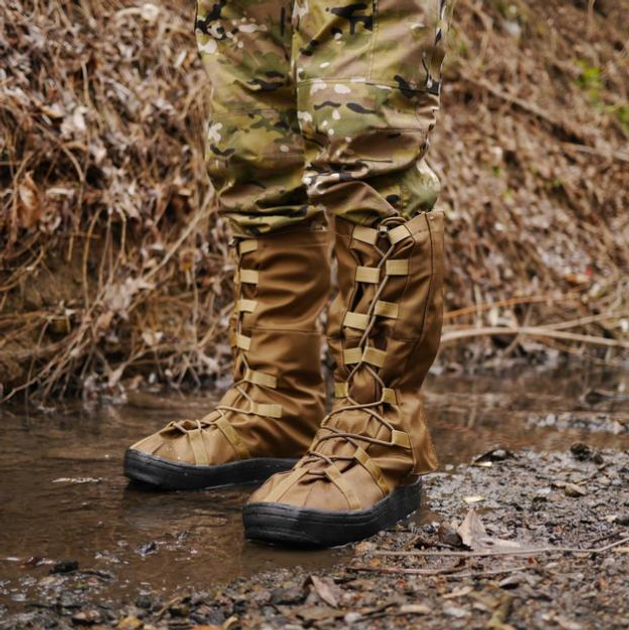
top-left (243, 478), bottom-right (423, 547)
top-left (123, 449), bottom-right (297, 490)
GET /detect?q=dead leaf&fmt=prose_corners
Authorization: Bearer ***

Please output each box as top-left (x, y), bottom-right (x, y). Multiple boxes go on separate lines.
top-left (457, 509), bottom-right (488, 550)
top-left (17, 171), bottom-right (41, 229)
top-left (457, 509), bottom-right (527, 553)
top-left (564, 483), bottom-right (587, 498)
top-left (308, 575), bottom-right (339, 608)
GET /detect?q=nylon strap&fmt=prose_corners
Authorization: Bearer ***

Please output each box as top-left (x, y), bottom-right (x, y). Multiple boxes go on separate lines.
top-left (263, 466), bottom-right (309, 503)
top-left (236, 333), bottom-right (251, 351)
top-left (374, 300), bottom-right (399, 319)
top-left (353, 225), bottom-right (378, 245)
top-left (325, 464), bottom-right (362, 510)
top-left (214, 417), bottom-right (251, 460)
top-left (362, 346), bottom-right (386, 368)
top-left (239, 269), bottom-right (259, 284)
top-left (334, 382), bottom-right (349, 398)
top-left (188, 428), bottom-right (210, 465)
top-left (381, 387), bottom-right (398, 405)
top-left (238, 239), bottom-right (258, 255)
top-left (236, 298), bottom-right (257, 313)
top-left (252, 403), bottom-right (283, 419)
top-left (386, 259), bottom-right (410, 276)
top-left (244, 368), bottom-right (277, 389)
top-left (343, 347), bottom-right (363, 365)
top-left (355, 266), bottom-right (380, 284)
top-left (343, 311), bottom-right (369, 330)
top-left (388, 223), bottom-right (412, 245)
top-left (354, 446), bottom-right (389, 497)
top-left (391, 429), bottom-right (412, 448)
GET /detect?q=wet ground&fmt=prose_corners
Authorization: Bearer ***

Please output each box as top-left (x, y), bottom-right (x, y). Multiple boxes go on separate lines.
top-left (1, 365), bottom-right (628, 629)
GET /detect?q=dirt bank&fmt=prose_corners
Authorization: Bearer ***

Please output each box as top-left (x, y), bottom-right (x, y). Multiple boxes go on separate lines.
top-left (1, 0), bottom-right (629, 397)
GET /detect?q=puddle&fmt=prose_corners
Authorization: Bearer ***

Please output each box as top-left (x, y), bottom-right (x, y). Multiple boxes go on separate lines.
top-left (1, 366), bottom-right (628, 615)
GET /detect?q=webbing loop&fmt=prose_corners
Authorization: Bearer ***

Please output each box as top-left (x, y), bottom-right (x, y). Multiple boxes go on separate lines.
top-left (388, 224), bottom-right (412, 245)
top-left (353, 225), bottom-right (379, 245)
top-left (354, 447), bottom-right (389, 497)
top-left (238, 239), bottom-right (258, 255)
top-left (362, 346), bottom-right (386, 368)
top-left (343, 347), bottom-right (363, 365)
top-left (244, 368), bottom-right (277, 389)
top-left (355, 266), bottom-right (380, 284)
top-left (385, 259), bottom-right (409, 276)
top-left (239, 269), bottom-right (259, 284)
top-left (334, 382), bottom-right (349, 398)
top-left (236, 298), bottom-right (257, 313)
top-left (374, 300), bottom-right (399, 319)
top-left (391, 429), bottom-right (411, 448)
top-left (252, 403), bottom-right (283, 419)
top-left (235, 333), bottom-right (251, 351)
top-left (343, 311), bottom-right (369, 330)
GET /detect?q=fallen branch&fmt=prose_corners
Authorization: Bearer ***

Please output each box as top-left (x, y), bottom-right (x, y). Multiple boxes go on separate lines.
top-left (441, 326), bottom-right (629, 349)
top-left (374, 536), bottom-right (629, 559)
top-left (442, 293), bottom-right (579, 320)
top-left (346, 564), bottom-right (531, 578)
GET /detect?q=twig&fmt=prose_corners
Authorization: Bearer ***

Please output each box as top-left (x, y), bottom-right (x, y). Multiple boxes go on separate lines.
top-left (346, 564), bottom-right (465, 577)
top-left (442, 294), bottom-right (579, 320)
top-left (441, 326), bottom-right (629, 349)
top-left (374, 536), bottom-right (629, 559)
top-left (346, 564), bottom-right (532, 579)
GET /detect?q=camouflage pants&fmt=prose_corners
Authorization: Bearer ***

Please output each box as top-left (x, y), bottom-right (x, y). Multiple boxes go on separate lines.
top-left (195, 0), bottom-right (452, 234)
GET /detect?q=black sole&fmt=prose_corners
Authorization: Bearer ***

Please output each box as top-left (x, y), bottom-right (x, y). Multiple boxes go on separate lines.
top-left (243, 478), bottom-right (423, 547)
top-left (123, 449), bottom-right (297, 490)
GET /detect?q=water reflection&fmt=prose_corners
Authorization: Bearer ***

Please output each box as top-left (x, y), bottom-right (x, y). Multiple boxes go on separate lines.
top-left (0, 366), bottom-right (627, 611)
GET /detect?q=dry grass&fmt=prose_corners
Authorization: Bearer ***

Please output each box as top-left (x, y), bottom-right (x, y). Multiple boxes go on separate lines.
top-left (0, 0), bottom-right (628, 399)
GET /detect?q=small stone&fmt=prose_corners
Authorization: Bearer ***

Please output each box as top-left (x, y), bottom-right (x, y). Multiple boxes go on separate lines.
top-left (564, 483), bottom-right (587, 497)
top-left (344, 612), bottom-right (362, 624)
top-left (443, 604), bottom-right (469, 618)
top-left (50, 559), bottom-right (79, 574)
top-left (72, 609), bottom-right (102, 625)
top-left (117, 616), bottom-right (143, 630)
top-left (570, 443), bottom-right (593, 461)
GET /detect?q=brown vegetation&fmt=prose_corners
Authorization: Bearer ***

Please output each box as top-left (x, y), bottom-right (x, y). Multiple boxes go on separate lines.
top-left (1, 0), bottom-right (628, 399)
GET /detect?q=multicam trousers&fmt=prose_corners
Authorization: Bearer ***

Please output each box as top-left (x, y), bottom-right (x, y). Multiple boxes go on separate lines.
top-left (195, 0), bottom-right (452, 234)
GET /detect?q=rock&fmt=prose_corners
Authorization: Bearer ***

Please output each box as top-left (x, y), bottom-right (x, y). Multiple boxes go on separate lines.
top-left (270, 587), bottom-right (304, 606)
top-left (72, 609), bottom-right (102, 625)
top-left (564, 483), bottom-right (587, 497)
top-left (474, 448), bottom-right (514, 464)
top-left (117, 616), bottom-right (143, 630)
top-left (570, 443), bottom-right (593, 461)
top-left (343, 612), bottom-right (362, 624)
top-left (50, 559), bottom-right (79, 574)
top-left (443, 604), bottom-right (469, 618)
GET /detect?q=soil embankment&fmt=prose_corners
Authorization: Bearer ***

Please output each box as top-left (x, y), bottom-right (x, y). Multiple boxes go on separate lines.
top-left (1, 0), bottom-right (628, 396)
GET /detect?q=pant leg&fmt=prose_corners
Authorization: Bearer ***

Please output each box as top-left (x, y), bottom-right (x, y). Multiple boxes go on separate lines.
top-left (292, 0), bottom-right (452, 225)
top-left (195, 0), bottom-right (323, 234)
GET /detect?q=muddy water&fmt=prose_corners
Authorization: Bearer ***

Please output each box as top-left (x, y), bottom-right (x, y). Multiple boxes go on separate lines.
top-left (1, 366), bottom-right (628, 612)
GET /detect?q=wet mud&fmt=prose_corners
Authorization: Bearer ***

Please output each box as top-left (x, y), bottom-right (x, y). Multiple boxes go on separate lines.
top-left (1, 366), bottom-right (628, 629)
